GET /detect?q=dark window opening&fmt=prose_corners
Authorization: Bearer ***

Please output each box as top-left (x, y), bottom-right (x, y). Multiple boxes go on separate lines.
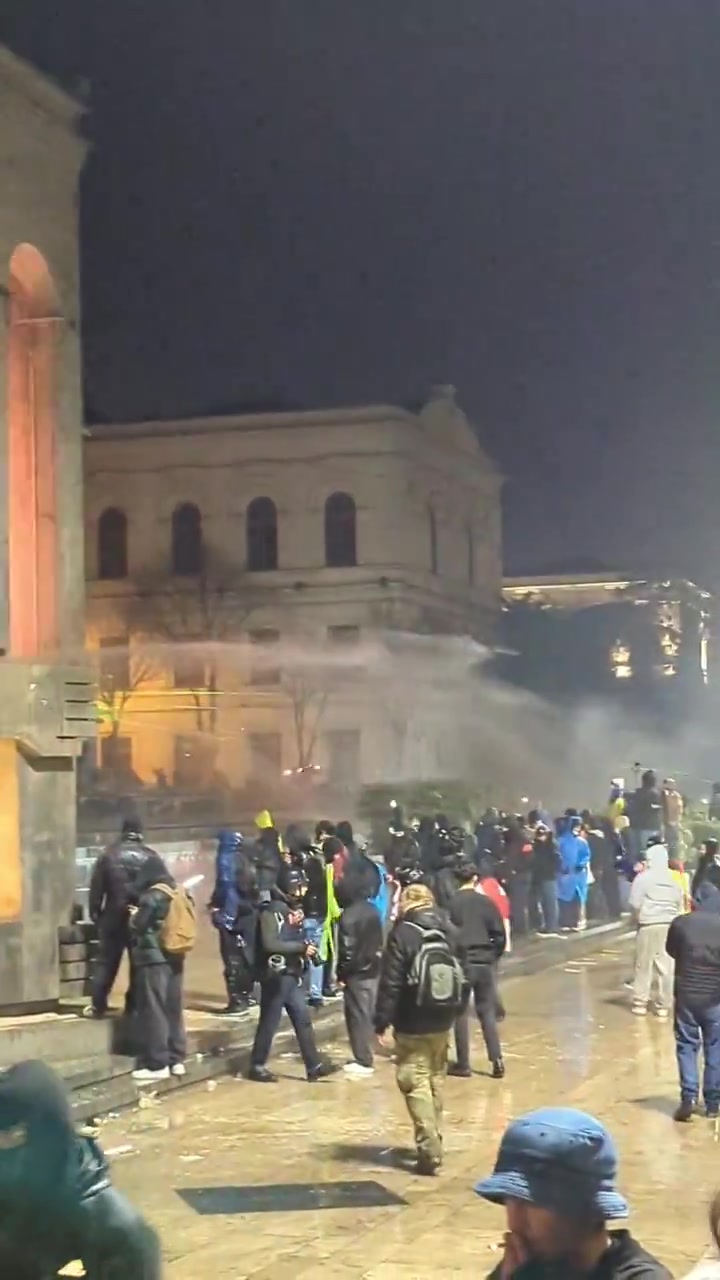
top-left (246, 496), bottom-right (278, 572)
top-left (98, 507), bottom-right (128, 580)
top-left (428, 506), bottom-right (438, 575)
top-left (325, 492), bottom-right (357, 568)
top-left (172, 503), bottom-right (203, 576)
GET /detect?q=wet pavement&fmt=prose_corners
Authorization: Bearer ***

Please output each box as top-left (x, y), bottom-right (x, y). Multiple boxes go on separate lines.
top-left (98, 940), bottom-right (715, 1278)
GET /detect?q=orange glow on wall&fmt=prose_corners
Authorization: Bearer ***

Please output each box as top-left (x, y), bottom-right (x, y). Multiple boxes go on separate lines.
top-left (0, 741), bottom-right (21, 922)
top-left (7, 244), bottom-right (60, 658)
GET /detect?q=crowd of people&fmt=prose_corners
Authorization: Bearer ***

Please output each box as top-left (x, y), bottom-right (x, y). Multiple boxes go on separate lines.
top-left (38, 768), bottom-right (720, 1277)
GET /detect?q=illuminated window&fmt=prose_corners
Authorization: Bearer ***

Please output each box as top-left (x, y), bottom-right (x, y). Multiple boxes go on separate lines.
top-left (611, 640), bottom-right (632, 680)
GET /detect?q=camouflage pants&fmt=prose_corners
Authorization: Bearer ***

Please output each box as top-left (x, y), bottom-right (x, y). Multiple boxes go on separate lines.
top-left (394, 1030), bottom-right (450, 1163)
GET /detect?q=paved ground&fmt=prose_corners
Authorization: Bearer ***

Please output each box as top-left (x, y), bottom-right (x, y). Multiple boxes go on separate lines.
top-left (95, 938), bottom-right (714, 1279)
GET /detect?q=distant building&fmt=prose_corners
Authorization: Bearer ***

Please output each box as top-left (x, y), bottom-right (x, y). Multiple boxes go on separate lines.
top-left (501, 571), bottom-right (711, 704)
top-left (84, 385), bottom-right (502, 796)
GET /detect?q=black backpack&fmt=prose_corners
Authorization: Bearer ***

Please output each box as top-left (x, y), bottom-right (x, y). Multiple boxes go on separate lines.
top-left (406, 922), bottom-right (465, 1011)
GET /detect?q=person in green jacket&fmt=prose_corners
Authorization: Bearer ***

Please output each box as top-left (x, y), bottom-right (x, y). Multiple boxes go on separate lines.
top-left (0, 1059), bottom-right (160, 1279)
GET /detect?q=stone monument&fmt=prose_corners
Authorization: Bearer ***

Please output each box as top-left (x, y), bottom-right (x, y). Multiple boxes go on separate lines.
top-left (0, 47), bottom-right (95, 1010)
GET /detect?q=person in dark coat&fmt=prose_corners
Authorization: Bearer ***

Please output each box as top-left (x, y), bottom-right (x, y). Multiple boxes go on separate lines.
top-left (374, 882), bottom-right (460, 1175)
top-left (129, 853), bottom-right (187, 1083)
top-left (585, 818), bottom-right (613, 921)
top-left (692, 838), bottom-right (720, 900)
top-left (248, 869), bottom-right (335, 1084)
top-left (531, 823), bottom-right (561, 934)
top-left (474, 809), bottom-right (504, 870)
top-left (86, 816), bottom-right (153, 1019)
top-left (209, 830), bottom-right (258, 1015)
top-left (667, 867), bottom-right (720, 1122)
top-left (337, 874), bottom-right (383, 1077)
top-left (0, 1060), bottom-right (160, 1280)
top-left (503, 817), bottom-right (534, 937)
top-left (448, 861), bottom-right (506, 1078)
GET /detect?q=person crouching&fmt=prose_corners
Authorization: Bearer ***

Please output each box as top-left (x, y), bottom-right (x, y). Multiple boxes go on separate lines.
top-left (336, 873), bottom-right (384, 1078)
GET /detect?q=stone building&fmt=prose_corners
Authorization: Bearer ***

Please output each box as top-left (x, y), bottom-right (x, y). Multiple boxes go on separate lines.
top-left (84, 385), bottom-right (502, 798)
top-left (0, 47), bottom-right (94, 1005)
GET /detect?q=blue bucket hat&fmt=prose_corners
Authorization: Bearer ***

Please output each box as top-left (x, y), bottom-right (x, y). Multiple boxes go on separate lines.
top-left (475, 1108), bottom-right (628, 1220)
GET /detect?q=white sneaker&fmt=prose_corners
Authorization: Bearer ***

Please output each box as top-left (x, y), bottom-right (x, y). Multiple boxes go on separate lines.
top-left (170, 1063), bottom-right (187, 1077)
top-left (631, 1004), bottom-right (647, 1017)
top-left (655, 1008), bottom-right (670, 1020)
top-left (132, 1067), bottom-right (170, 1083)
top-left (343, 1061), bottom-right (375, 1078)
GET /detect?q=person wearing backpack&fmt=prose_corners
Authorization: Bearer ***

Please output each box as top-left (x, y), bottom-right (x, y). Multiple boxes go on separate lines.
top-left (129, 853), bottom-right (193, 1083)
top-left (374, 882), bottom-right (463, 1176)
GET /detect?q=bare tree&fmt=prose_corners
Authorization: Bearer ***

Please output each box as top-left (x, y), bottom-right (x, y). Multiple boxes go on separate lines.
top-left (96, 641), bottom-right (158, 740)
top-left (282, 665), bottom-right (331, 771)
top-left (129, 546), bottom-right (262, 733)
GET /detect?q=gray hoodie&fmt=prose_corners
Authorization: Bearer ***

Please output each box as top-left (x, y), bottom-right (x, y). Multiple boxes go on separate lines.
top-left (629, 845), bottom-right (683, 926)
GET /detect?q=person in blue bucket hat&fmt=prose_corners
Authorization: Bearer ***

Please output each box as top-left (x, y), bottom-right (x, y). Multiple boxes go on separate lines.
top-left (476, 1108), bottom-right (670, 1280)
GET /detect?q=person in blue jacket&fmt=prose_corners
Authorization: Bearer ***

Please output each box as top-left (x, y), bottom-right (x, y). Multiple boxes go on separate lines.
top-left (209, 830), bottom-right (258, 1015)
top-left (556, 815), bottom-right (591, 931)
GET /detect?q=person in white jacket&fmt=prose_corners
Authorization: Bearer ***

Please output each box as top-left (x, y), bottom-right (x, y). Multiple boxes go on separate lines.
top-left (629, 840), bottom-right (683, 1018)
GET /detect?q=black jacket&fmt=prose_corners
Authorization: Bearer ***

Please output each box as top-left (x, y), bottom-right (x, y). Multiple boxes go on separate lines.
top-left (129, 886), bottom-right (173, 967)
top-left (89, 839), bottom-right (152, 925)
top-left (0, 1061), bottom-right (160, 1280)
top-left (486, 1231), bottom-right (670, 1280)
top-left (255, 899), bottom-right (307, 978)
top-left (630, 785), bottom-right (663, 832)
top-left (338, 900), bottom-right (383, 980)
top-left (374, 906), bottom-right (458, 1036)
top-left (302, 851), bottom-right (328, 920)
top-left (666, 900), bottom-right (720, 1008)
top-left (531, 835), bottom-right (561, 884)
top-left (448, 887), bottom-right (506, 979)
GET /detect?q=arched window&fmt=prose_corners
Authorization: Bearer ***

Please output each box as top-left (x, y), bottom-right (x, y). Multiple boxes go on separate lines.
top-left (467, 524), bottom-right (475, 585)
top-left (428, 505), bottom-right (438, 574)
top-left (98, 507), bottom-right (128, 580)
top-left (325, 492), bottom-right (357, 568)
top-left (246, 497), bottom-right (278, 572)
top-left (172, 503), bottom-right (203, 575)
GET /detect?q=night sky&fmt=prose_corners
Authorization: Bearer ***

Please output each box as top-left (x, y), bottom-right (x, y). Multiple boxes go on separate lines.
top-left (5, 2), bottom-right (720, 583)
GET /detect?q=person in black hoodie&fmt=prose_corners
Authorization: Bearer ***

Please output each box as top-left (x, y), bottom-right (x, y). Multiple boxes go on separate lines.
top-left (337, 874), bottom-right (383, 1078)
top-left (86, 816), bottom-right (153, 1019)
top-left (629, 768), bottom-right (663, 862)
top-left (248, 869), bottom-right (335, 1084)
top-left (374, 882), bottom-right (461, 1175)
top-left (667, 866), bottom-right (720, 1122)
top-left (129, 853), bottom-right (187, 1083)
top-left (531, 823), bottom-right (561, 935)
top-left (692, 838), bottom-right (720, 900)
top-left (448, 861), bottom-right (507, 1078)
top-left (0, 1060), bottom-right (160, 1279)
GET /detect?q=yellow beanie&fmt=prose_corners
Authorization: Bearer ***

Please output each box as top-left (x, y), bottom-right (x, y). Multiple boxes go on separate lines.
top-left (255, 809), bottom-right (274, 831)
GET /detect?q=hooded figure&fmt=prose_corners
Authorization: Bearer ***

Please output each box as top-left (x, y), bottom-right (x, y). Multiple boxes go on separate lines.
top-left (129, 854), bottom-right (187, 1081)
top-left (86, 817), bottom-right (154, 1020)
top-left (209, 831), bottom-right (258, 1014)
top-left (556, 817), bottom-right (591, 930)
top-left (0, 1060), bottom-right (159, 1279)
top-left (629, 843), bottom-right (683, 1019)
top-left (629, 844), bottom-right (684, 928)
top-left (336, 867), bottom-right (384, 1076)
top-left (667, 869), bottom-right (720, 1121)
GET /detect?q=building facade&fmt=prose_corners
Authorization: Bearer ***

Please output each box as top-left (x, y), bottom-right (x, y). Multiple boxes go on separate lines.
top-left (84, 385), bottom-right (502, 799)
top-left (501, 572), bottom-right (711, 705)
top-left (0, 46), bottom-right (94, 1005)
